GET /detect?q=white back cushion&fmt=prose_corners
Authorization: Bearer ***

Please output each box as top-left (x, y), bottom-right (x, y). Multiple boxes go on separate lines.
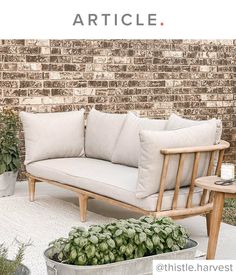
top-left (165, 113), bottom-right (222, 144)
top-left (112, 112), bottom-right (167, 167)
top-left (85, 109), bottom-right (126, 161)
top-left (20, 110), bottom-right (85, 165)
top-left (136, 122), bottom-right (216, 198)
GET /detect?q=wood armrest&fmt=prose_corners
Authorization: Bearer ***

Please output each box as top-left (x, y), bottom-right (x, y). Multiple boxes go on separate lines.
top-left (160, 140), bottom-right (230, 155)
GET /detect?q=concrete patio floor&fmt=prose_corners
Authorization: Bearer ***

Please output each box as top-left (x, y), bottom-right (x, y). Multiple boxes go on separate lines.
top-left (14, 181), bottom-right (236, 259)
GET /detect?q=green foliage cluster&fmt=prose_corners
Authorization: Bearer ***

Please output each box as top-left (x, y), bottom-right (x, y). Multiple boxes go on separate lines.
top-left (0, 108), bottom-right (20, 175)
top-left (0, 242), bottom-right (28, 275)
top-left (48, 216), bottom-right (189, 266)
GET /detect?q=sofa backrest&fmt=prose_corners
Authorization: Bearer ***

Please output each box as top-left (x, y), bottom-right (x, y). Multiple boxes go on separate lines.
top-left (165, 113), bottom-right (222, 144)
top-left (112, 112), bottom-right (167, 167)
top-left (20, 110), bottom-right (85, 165)
top-left (85, 109), bottom-right (126, 161)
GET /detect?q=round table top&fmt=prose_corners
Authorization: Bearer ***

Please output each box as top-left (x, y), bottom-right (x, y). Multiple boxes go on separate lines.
top-left (195, 176), bottom-right (236, 194)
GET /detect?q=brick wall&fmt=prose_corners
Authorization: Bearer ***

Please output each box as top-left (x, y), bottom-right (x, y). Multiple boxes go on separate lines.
top-left (0, 39), bottom-right (235, 177)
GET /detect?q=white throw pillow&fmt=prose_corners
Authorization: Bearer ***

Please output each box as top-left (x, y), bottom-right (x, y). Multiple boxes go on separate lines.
top-left (136, 122), bottom-right (216, 198)
top-left (165, 113), bottom-right (222, 144)
top-left (112, 112), bottom-right (167, 167)
top-left (20, 110), bottom-right (85, 165)
top-left (85, 109), bottom-right (126, 161)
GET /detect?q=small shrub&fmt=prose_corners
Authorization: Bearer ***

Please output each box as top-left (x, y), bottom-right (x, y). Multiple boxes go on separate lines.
top-left (48, 216), bottom-right (189, 265)
top-left (0, 107), bottom-right (20, 175)
top-left (0, 241), bottom-right (29, 275)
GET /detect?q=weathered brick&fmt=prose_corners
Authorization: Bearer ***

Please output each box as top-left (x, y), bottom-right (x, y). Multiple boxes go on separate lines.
top-left (18, 46), bottom-right (40, 54)
top-left (19, 97), bottom-right (42, 105)
top-left (51, 47), bottom-right (62, 54)
top-left (74, 88), bottom-right (95, 96)
top-left (27, 72), bottom-right (44, 80)
top-left (42, 97), bottom-right (65, 104)
top-left (114, 73), bottom-right (134, 79)
top-left (0, 81), bottom-right (19, 88)
top-left (2, 40), bottom-right (25, 46)
top-left (44, 81), bottom-right (65, 88)
top-left (28, 89), bottom-right (50, 96)
top-left (0, 39), bottom-right (235, 178)
top-left (20, 81), bottom-right (42, 88)
top-left (66, 81), bottom-right (87, 88)
top-left (61, 48), bottom-right (83, 55)
top-left (18, 63), bottom-right (42, 71)
top-left (94, 72), bottom-right (114, 80)
top-left (2, 97), bottom-right (19, 105)
top-left (64, 64), bottom-right (77, 71)
top-left (2, 63), bottom-right (17, 71)
top-left (3, 55), bottom-right (26, 62)
top-left (88, 81), bottom-right (108, 88)
top-left (50, 56), bottom-right (71, 63)
top-left (3, 89), bottom-right (27, 97)
top-left (42, 64), bottom-right (64, 71)
top-left (25, 40), bottom-right (50, 47)
top-left (113, 57), bottom-right (133, 64)
top-left (51, 89), bottom-right (73, 96)
top-left (107, 65), bottom-right (127, 72)
top-left (93, 56), bottom-right (107, 64)
top-left (41, 47), bottom-right (50, 55)
top-left (26, 55), bottom-right (50, 63)
top-left (3, 72), bottom-right (26, 79)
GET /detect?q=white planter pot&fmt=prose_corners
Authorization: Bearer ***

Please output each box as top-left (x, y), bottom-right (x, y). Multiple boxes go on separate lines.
top-left (0, 171), bottom-right (18, 197)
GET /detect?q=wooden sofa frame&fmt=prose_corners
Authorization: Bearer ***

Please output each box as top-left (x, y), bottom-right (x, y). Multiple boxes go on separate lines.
top-left (26, 140), bottom-right (230, 235)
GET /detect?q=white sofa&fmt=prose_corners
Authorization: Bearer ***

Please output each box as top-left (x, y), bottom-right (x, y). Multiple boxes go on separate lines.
top-left (20, 109), bottom-right (229, 224)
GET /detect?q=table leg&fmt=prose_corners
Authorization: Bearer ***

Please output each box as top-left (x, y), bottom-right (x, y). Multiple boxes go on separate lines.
top-left (207, 192), bottom-right (225, 259)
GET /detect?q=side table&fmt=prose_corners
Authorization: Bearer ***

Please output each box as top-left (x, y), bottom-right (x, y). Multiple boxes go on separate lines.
top-left (195, 176), bottom-right (236, 259)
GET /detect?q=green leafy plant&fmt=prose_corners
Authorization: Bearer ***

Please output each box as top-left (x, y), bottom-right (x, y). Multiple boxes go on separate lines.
top-left (0, 108), bottom-right (20, 175)
top-left (0, 241), bottom-right (29, 275)
top-left (48, 216), bottom-right (189, 266)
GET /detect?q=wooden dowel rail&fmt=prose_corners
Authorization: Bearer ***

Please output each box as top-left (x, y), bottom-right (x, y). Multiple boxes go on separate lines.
top-left (215, 149), bottom-right (225, 176)
top-left (200, 151), bottom-right (216, 205)
top-left (186, 152), bottom-right (200, 208)
top-left (156, 155), bottom-right (170, 212)
top-left (161, 140), bottom-right (229, 155)
top-left (172, 154), bottom-right (186, 209)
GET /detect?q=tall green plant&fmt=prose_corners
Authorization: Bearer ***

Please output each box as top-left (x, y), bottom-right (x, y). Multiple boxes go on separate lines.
top-left (0, 108), bottom-right (20, 175)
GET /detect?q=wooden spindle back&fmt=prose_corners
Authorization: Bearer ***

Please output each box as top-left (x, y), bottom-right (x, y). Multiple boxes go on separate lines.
top-left (156, 140), bottom-right (230, 213)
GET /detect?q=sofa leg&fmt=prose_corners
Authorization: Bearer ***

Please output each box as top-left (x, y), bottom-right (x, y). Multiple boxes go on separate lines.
top-left (78, 194), bottom-right (88, 222)
top-left (28, 177), bottom-right (36, 202)
top-left (206, 212), bottom-right (212, 237)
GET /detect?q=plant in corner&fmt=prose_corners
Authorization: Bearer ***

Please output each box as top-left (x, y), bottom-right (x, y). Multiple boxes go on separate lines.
top-left (0, 107), bottom-right (20, 197)
top-left (0, 241), bottom-right (30, 275)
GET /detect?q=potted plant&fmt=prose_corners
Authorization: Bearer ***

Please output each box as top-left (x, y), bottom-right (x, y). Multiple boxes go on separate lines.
top-left (44, 216), bottom-right (198, 275)
top-left (0, 241), bottom-right (30, 275)
top-left (0, 107), bottom-right (20, 197)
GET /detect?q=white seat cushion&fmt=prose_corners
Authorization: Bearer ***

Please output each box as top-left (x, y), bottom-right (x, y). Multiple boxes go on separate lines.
top-left (20, 110), bottom-right (85, 165)
top-left (165, 113), bottom-right (222, 144)
top-left (26, 158), bottom-right (204, 211)
top-left (85, 109), bottom-right (126, 161)
top-left (112, 112), bottom-right (167, 167)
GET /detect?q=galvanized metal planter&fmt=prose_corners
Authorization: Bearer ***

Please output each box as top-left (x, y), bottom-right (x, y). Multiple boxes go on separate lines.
top-left (0, 171), bottom-right (18, 197)
top-left (44, 239), bottom-right (198, 275)
top-left (13, 264), bottom-right (30, 275)
top-left (5, 260), bottom-right (30, 275)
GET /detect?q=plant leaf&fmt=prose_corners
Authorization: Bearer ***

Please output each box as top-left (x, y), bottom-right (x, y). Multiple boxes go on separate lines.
top-left (0, 163), bottom-right (7, 174)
